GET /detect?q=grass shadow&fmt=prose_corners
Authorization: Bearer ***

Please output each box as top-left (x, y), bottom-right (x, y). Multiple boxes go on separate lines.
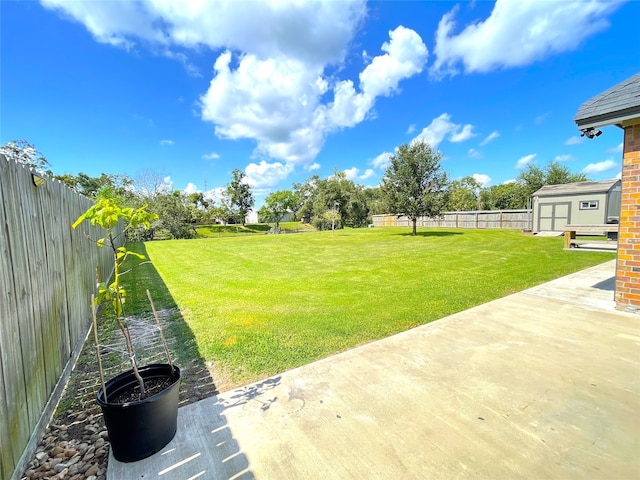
top-left (119, 242), bottom-right (220, 406)
top-left (195, 223), bottom-right (271, 237)
top-left (396, 230), bottom-right (465, 237)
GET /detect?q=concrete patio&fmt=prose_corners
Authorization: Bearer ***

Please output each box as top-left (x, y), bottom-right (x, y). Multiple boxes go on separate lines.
top-left (108, 260), bottom-right (640, 479)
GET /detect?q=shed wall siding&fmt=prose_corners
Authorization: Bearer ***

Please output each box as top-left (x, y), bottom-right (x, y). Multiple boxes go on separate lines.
top-left (571, 192), bottom-right (608, 225)
top-left (615, 123), bottom-right (640, 312)
top-left (533, 192), bottom-right (609, 232)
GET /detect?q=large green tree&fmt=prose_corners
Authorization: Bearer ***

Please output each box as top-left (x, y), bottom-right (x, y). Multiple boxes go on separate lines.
top-left (54, 172), bottom-right (134, 200)
top-left (293, 175), bottom-right (320, 224)
top-left (294, 171), bottom-right (369, 230)
top-left (478, 161), bottom-right (589, 211)
top-left (151, 191), bottom-right (194, 239)
top-left (518, 161), bottom-right (588, 201)
top-left (259, 190), bottom-right (298, 230)
top-left (0, 140), bottom-right (51, 173)
top-left (446, 176), bottom-right (482, 211)
top-left (480, 182), bottom-right (528, 210)
top-left (382, 141), bottom-right (448, 235)
top-left (363, 187), bottom-right (386, 217)
top-left (226, 169), bottom-right (255, 225)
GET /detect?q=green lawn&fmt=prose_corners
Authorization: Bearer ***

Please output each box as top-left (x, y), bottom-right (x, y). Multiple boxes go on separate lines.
top-left (133, 228), bottom-right (614, 387)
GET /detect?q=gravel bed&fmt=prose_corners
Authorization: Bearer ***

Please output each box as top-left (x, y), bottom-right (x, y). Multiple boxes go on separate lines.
top-left (20, 309), bottom-right (221, 480)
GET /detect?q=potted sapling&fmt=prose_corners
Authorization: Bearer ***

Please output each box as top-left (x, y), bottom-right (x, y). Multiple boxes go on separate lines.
top-left (73, 197), bottom-right (181, 462)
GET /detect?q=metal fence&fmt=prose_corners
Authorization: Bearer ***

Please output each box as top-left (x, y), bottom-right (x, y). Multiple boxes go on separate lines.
top-left (0, 155), bottom-right (120, 480)
top-left (372, 210), bottom-right (532, 230)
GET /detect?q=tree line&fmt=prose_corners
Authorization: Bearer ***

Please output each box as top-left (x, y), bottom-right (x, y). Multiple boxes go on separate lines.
top-left (1, 139), bottom-right (589, 238)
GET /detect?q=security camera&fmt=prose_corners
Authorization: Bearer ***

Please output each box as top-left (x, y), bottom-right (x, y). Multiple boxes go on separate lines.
top-left (581, 128), bottom-right (602, 139)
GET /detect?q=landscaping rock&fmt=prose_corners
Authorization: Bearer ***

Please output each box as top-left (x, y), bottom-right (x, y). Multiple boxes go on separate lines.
top-left (18, 307), bottom-right (220, 480)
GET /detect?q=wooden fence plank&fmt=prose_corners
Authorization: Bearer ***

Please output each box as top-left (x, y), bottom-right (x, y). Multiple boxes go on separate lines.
top-left (50, 180), bottom-right (73, 371)
top-left (19, 165), bottom-right (51, 421)
top-left (0, 157), bottom-right (30, 479)
top-left (3, 163), bottom-right (46, 438)
top-left (38, 179), bottom-right (64, 393)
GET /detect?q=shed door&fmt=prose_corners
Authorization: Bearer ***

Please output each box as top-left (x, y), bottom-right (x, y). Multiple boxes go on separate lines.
top-left (538, 202), bottom-right (571, 231)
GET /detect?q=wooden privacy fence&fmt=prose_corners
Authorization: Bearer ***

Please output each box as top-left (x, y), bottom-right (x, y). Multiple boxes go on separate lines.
top-left (372, 210), bottom-right (532, 230)
top-left (0, 155), bottom-right (121, 480)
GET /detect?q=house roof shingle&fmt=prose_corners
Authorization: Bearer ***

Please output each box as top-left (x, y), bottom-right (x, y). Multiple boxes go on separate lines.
top-left (574, 73), bottom-right (640, 129)
top-left (532, 179), bottom-right (620, 197)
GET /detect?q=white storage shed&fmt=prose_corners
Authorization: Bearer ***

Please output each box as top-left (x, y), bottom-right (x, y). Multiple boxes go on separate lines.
top-left (532, 179), bottom-right (621, 233)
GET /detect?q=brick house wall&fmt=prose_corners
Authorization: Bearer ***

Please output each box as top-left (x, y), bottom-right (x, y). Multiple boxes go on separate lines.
top-left (616, 123), bottom-right (640, 312)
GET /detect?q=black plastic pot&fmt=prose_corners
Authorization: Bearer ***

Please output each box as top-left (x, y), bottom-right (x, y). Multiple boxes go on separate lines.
top-left (97, 363), bottom-right (181, 462)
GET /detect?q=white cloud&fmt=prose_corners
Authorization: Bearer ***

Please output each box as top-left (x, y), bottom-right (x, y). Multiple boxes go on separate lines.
top-left (204, 187), bottom-right (225, 202)
top-left (202, 152), bottom-right (220, 160)
top-left (554, 154), bottom-right (575, 162)
top-left (607, 142), bottom-right (623, 153)
top-left (565, 135), bottom-right (583, 145)
top-left (357, 26), bottom-right (428, 100)
top-left (133, 113), bottom-right (154, 126)
top-left (200, 52), bottom-right (327, 164)
top-left (308, 162), bottom-right (321, 171)
top-left (472, 173), bottom-right (491, 186)
top-left (449, 124), bottom-right (476, 143)
top-left (468, 148), bottom-right (482, 159)
top-left (582, 158), bottom-right (618, 175)
top-left (480, 131), bottom-right (499, 146)
top-left (200, 25), bottom-right (428, 180)
top-left (163, 49), bottom-right (202, 77)
top-left (161, 176), bottom-right (174, 193)
top-left (344, 167), bottom-right (375, 181)
top-left (160, 139), bottom-right (175, 146)
top-left (516, 153), bottom-right (536, 169)
top-left (183, 182), bottom-right (199, 194)
top-left (41, 0), bottom-right (368, 66)
top-left (534, 112), bottom-right (549, 125)
top-left (406, 124), bottom-right (416, 134)
top-left (322, 25), bottom-right (428, 129)
top-left (44, 0), bottom-right (409, 188)
top-left (360, 168), bottom-right (375, 180)
top-left (344, 167), bottom-right (360, 180)
top-left (371, 151), bottom-right (392, 170)
top-left (244, 160), bottom-right (293, 188)
top-left (431, 0), bottom-right (622, 76)
top-left (503, 179), bottom-right (517, 184)
top-left (414, 113), bottom-right (475, 147)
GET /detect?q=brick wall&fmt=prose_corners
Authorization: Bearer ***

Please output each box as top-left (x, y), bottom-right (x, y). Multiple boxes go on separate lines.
top-left (615, 123), bottom-right (640, 312)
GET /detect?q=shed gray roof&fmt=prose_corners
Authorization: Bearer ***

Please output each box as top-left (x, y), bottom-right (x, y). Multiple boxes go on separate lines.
top-left (532, 179), bottom-right (620, 197)
top-left (574, 73), bottom-right (640, 129)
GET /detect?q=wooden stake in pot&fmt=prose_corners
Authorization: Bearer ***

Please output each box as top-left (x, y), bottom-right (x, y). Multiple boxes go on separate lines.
top-left (146, 289), bottom-right (175, 376)
top-left (91, 294), bottom-right (107, 402)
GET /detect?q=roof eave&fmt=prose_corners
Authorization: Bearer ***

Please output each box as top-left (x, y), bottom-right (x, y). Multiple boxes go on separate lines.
top-left (575, 109), bottom-right (640, 130)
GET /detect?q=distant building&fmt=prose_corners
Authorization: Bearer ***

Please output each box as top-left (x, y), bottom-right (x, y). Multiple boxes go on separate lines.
top-left (245, 210), bottom-right (259, 224)
top-left (531, 179), bottom-right (621, 232)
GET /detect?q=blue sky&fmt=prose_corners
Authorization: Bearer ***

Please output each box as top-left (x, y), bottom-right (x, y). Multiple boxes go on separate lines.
top-left (2, 0), bottom-right (638, 206)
